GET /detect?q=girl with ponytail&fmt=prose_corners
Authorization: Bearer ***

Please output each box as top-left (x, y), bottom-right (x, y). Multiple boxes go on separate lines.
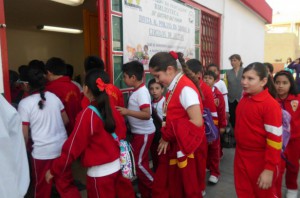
top-left (149, 51), bottom-right (205, 198)
top-left (18, 66), bottom-right (79, 198)
top-left (46, 69), bottom-right (135, 198)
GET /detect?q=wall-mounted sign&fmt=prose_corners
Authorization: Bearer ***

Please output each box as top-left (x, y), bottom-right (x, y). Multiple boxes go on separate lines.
top-left (122, 0), bottom-right (195, 70)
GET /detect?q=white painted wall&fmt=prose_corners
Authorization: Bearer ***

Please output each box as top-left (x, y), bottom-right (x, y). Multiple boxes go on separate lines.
top-left (191, 0), bottom-right (224, 14)
top-left (193, 0), bottom-right (267, 71)
top-left (221, 0), bottom-right (266, 70)
top-left (6, 29), bottom-right (84, 76)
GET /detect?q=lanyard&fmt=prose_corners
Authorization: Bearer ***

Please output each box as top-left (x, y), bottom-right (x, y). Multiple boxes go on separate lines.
top-left (162, 73), bottom-right (183, 126)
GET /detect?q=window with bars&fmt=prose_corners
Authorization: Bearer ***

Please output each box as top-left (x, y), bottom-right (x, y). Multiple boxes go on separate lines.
top-left (200, 12), bottom-right (220, 67)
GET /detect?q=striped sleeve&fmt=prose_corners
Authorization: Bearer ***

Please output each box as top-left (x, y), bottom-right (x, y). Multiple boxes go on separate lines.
top-left (263, 104), bottom-right (282, 171)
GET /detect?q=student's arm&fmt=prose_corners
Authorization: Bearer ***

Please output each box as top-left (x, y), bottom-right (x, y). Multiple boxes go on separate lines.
top-left (116, 89), bottom-right (152, 120)
top-left (217, 92), bottom-right (227, 133)
top-left (18, 102), bottom-right (30, 143)
top-left (61, 111), bottom-right (69, 126)
top-left (116, 106), bottom-right (151, 120)
top-left (180, 87), bottom-right (203, 127)
top-left (22, 125), bottom-right (29, 143)
top-left (186, 105), bottom-right (203, 127)
top-left (257, 103), bottom-right (282, 189)
top-left (47, 109), bottom-right (93, 182)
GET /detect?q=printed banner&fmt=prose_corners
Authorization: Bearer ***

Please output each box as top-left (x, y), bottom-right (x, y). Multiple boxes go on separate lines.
top-left (122, 0), bottom-right (195, 70)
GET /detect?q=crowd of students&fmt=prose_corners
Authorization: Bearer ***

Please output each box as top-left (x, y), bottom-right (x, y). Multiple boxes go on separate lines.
top-left (2, 52), bottom-right (300, 198)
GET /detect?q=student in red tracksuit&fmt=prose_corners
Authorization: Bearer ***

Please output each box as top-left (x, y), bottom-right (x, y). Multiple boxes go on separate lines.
top-left (186, 59), bottom-right (217, 193)
top-left (45, 57), bottom-right (81, 135)
top-left (234, 62), bottom-right (282, 198)
top-left (149, 51), bottom-right (206, 198)
top-left (274, 71), bottom-right (300, 198)
top-left (203, 71), bottom-right (227, 184)
top-left (45, 69), bottom-right (135, 198)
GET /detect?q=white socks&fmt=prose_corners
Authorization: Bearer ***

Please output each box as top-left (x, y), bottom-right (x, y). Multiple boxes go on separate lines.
top-left (286, 189), bottom-right (298, 198)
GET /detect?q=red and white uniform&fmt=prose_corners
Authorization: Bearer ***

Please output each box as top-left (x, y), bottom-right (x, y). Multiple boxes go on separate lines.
top-left (152, 73), bottom-right (205, 198)
top-left (207, 87), bottom-right (227, 178)
top-left (275, 94), bottom-right (300, 197)
top-left (199, 79), bottom-right (217, 191)
top-left (200, 79), bottom-right (218, 121)
top-left (127, 83), bottom-right (155, 198)
top-left (46, 76), bottom-right (81, 135)
top-left (50, 104), bottom-right (134, 198)
top-left (18, 91), bottom-right (80, 198)
top-left (234, 89), bottom-right (282, 198)
top-left (212, 87), bottom-right (227, 129)
top-left (214, 79), bottom-right (229, 113)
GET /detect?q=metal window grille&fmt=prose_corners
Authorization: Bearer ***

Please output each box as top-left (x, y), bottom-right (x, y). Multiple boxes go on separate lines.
top-left (201, 12), bottom-right (219, 66)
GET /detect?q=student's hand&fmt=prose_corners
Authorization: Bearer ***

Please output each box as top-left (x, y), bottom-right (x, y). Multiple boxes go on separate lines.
top-left (226, 112), bottom-right (230, 120)
top-left (257, 169), bottom-right (273, 189)
top-left (157, 138), bottom-right (168, 155)
top-left (219, 128), bottom-right (225, 134)
top-left (45, 170), bottom-right (54, 184)
top-left (116, 106), bottom-right (128, 116)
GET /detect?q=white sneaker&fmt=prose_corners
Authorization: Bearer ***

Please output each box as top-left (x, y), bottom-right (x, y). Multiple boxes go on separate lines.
top-left (202, 190), bottom-right (206, 197)
top-left (286, 189), bottom-right (298, 198)
top-left (208, 175), bottom-right (219, 184)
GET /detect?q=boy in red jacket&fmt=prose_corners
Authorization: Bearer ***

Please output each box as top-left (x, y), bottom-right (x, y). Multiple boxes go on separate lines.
top-left (186, 59), bottom-right (217, 193)
top-left (45, 57), bottom-right (81, 135)
top-left (204, 71), bottom-right (227, 184)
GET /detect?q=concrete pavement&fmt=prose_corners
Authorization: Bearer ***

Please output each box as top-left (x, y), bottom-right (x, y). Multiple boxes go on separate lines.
top-left (70, 147), bottom-right (300, 198)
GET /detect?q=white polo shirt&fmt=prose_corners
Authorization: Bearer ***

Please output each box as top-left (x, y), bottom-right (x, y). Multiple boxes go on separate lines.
top-left (152, 96), bottom-right (166, 120)
top-left (18, 91), bottom-right (68, 159)
top-left (127, 84), bottom-right (155, 134)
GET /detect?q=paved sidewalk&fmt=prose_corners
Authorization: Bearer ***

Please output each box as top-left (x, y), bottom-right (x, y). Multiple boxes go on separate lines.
top-left (73, 147), bottom-right (300, 198)
top-left (205, 148), bottom-right (237, 198)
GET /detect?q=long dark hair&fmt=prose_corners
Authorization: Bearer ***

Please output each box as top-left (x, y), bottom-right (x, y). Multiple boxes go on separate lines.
top-left (243, 62), bottom-right (277, 98)
top-left (27, 67), bottom-right (47, 109)
top-left (149, 51), bottom-right (203, 98)
top-left (274, 70), bottom-right (298, 96)
top-left (84, 69), bottom-right (115, 133)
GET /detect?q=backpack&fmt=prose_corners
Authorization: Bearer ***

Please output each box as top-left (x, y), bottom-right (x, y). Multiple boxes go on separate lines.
top-left (281, 109), bottom-right (291, 154)
top-left (88, 105), bottom-right (136, 179)
top-left (203, 107), bottom-right (219, 142)
top-left (221, 123), bottom-right (236, 148)
top-left (151, 107), bottom-right (162, 143)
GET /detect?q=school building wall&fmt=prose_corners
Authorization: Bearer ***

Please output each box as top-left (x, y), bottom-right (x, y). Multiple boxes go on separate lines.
top-left (195, 0), bottom-right (268, 70)
top-left (221, 0), bottom-right (266, 70)
top-left (6, 29), bottom-right (85, 76)
top-left (264, 33), bottom-right (299, 72)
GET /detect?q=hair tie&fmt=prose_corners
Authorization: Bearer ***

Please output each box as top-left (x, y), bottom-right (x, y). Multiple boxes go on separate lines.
top-left (96, 78), bottom-right (113, 96)
top-left (169, 51), bottom-right (178, 60)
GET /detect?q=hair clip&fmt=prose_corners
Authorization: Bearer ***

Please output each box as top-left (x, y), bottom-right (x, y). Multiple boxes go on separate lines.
top-left (169, 51), bottom-right (178, 60)
top-left (96, 78), bottom-right (113, 96)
